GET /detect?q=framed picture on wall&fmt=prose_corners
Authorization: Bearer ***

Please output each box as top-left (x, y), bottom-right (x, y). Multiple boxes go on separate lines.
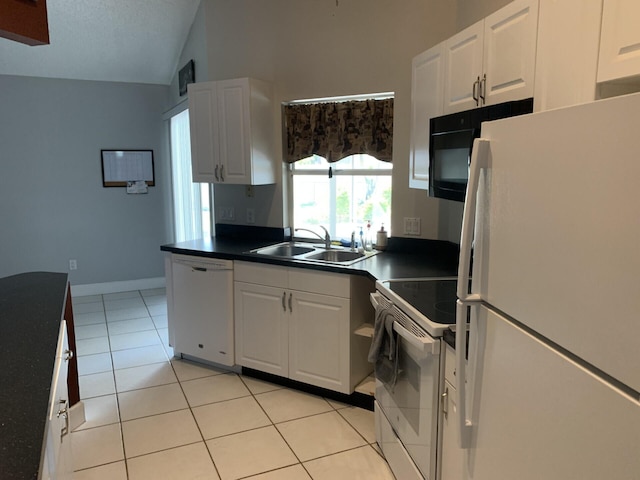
top-left (179, 60), bottom-right (195, 96)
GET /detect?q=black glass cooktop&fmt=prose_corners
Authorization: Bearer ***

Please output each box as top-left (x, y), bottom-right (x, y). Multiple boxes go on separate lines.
top-left (383, 278), bottom-right (458, 325)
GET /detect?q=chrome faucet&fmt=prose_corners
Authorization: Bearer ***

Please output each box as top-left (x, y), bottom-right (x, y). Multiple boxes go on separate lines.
top-left (295, 226), bottom-right (331, 249)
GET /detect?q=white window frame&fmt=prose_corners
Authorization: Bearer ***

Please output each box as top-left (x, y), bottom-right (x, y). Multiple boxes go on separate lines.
top-left (287, 154), bottom-right (392, 240)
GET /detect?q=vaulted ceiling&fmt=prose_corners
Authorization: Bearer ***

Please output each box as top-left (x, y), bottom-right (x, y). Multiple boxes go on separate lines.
top-left (0, 0), bottom-right (201, 85)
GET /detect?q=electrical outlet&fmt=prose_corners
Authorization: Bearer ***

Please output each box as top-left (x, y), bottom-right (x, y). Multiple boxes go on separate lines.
top-left (246, 208), bottom-right (255, 224)
top-left (403, 217), bottom-right (421, 236)
top-left (218, 207), bottom-right (235, 221)
top-left (69, 259), bottom-right (77, 270)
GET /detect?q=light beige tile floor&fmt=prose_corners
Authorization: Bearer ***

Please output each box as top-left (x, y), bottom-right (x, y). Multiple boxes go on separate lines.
top-left (71, 289), bottom-right (395, 480)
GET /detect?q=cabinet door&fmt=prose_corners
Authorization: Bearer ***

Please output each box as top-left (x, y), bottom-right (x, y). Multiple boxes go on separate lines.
top-left (534, 0), bottom-right (602, 111)
top-left (172, 261), bottom-right (234, 366)
top-left (288, 291), bottom-right (350, 393)
top-left (44, 321), bottom-right (72, 480)
top-left (440, 380), bottom-right (466, 480)
top-left (409, 43), bottom-right (445, 190)
top-left (234, 282), bottom-right (289, 377)
top-left (482, 0), bottom-right (538, 106)
top-left (217, 79), bottom-right (251, 184)
top-left (443, 20), bottom-right (484, 114)
top-left (188, 82), bottom-right (221, 183)
top-left (598, 0), bottom-right (640, 83)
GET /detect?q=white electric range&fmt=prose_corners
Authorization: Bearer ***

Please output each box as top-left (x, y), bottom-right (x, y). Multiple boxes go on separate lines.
top-left (370, 277), bottom-right (459, 480)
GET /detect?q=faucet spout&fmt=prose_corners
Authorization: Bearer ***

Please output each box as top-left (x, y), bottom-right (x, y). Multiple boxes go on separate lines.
top-left (295, 226), bottom-right (331, 249)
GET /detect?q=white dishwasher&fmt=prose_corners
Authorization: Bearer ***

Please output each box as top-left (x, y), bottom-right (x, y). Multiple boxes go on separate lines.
top-left (171, 255), bottom-right (234, 366)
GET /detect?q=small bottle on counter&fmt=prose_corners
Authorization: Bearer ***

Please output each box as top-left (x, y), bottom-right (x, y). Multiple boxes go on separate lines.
top-left (376, 224), bottom-right (388, 250)
top-left (365, 221), bottom-right (373, 252)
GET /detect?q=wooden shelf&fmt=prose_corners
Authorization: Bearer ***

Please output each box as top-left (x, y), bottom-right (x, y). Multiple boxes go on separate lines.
top-left (354, 322), bottom-right (374, 338)
top-left (355, 374), bottom-right (375, 396)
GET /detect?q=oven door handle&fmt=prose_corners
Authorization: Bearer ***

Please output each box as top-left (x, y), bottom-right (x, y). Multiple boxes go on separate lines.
top-left (393, 321), bottom-right (440, 355)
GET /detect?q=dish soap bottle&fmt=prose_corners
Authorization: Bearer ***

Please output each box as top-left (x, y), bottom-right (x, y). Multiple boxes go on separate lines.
top-left (376, 224), bottom-right (388, 250)
top-left (365, 221), bottom-right (373, 252)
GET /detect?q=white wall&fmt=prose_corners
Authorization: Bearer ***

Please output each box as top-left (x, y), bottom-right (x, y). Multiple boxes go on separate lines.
top-left (200, 0), bottom-right (459, 240)
top-left (0, 75), bottom-right (171, 285)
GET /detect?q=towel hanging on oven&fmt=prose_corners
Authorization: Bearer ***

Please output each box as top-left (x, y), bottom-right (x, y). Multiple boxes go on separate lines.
top-left (368, 304), bottom-right (399, 389)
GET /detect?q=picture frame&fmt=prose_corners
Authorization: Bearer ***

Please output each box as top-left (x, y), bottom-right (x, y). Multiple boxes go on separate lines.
top-left (179, 59), bottom-right (195, 96)
top-left (101, 150), bottom-right (155, 187)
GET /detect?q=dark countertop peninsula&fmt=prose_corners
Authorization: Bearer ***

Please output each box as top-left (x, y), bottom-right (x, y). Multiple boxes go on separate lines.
top-left (160, 228), bottom-right (460, 281)
top-left (0, 272), bottom-right (69, 480)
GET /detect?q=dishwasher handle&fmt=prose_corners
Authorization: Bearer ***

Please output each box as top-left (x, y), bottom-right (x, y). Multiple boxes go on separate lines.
top-left (172, 256), bottom-right (233, 271)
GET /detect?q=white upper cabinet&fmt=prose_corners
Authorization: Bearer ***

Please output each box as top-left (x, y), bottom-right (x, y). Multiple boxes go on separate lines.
top-left (188, 77), bottom-right (276, 185)
top-left (443, 0), bottom-right (539, 114)
top-left (443, 20), bottom-right (485, 114)
top-left (534, 0), bottom-right (603, 111)
top-left (597, 0), bottom-right (640, 83)
top-left (409, 43), bottom-right (445, 190)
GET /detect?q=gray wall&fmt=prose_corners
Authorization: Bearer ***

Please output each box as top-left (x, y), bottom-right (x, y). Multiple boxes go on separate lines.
top-left (0, 75), bottom-right (171, 285)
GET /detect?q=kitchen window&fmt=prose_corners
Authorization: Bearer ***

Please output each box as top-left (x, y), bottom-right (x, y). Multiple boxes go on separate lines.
top-left (285, 94), bottom-right (394, 241)
top-left (290, 154), bottom-right (392, 241)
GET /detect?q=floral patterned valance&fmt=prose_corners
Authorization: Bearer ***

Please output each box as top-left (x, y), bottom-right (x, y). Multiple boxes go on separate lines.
top-left (284, 98), bottom-right (393, 164)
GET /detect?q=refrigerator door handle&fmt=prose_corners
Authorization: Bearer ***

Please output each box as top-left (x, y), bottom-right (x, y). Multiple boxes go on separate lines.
top-left (457, 138), bottom-right (490, 302)
top-left (456, 300), bottom-right (475, 448)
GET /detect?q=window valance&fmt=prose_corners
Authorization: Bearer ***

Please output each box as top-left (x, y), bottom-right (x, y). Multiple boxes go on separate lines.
top-left (284, 98), bottom-right (393, 164)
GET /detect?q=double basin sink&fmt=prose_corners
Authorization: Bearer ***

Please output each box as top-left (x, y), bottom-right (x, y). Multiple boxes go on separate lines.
top-left (248, 242), bottom-right (375, 266)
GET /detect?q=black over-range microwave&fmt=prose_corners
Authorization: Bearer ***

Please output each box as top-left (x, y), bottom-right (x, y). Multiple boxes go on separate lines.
top-left (429, 98), bottom-right (534, 202)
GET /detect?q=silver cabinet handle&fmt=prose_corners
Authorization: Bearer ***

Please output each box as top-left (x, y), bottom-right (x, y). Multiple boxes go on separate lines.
top-left (472, 76), bottom-right (480, 106)
top-left (57, 398), bottom-right (69, 438)
top-left (282, 291), bottom-right (287, 312)
top-left (441, 386), bottom-right (449, 418)
top-left (192, 266), bottom-right (207, 272)
top-left (479, 73), bottom-right (486, 105)
top-left (214, 165), bottom-right (220, 182)
top-left (288, 293), bottom-right (293, 312)
top-left (220, 164), bottom-right (225, 182)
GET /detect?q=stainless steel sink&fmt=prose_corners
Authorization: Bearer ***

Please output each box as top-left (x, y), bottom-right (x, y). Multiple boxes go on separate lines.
top-left (248, 242), bottom-right (376, 266)
top-left (252, 242), bottom-right (315, 258)
top-left (304, 250), bottom-right (365, 263)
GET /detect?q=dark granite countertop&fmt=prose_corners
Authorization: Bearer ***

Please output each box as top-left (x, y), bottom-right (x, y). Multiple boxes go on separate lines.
top-left (0, 272), bottom-right (69, 480)
top-left (160, 235), bottom-right (459, 281)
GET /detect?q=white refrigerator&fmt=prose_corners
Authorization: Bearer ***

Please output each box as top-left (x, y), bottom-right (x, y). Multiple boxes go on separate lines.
top-left (454, 92), bottom-right (640, 479)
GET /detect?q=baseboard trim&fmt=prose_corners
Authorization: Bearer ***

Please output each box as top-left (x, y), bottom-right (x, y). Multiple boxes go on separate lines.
top-left (71, 277), bottom-right (165, 296)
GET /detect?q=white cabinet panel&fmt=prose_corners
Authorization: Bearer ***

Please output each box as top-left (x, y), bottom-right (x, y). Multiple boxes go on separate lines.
top-left (234, 282), bottom-right (289, 377)
top-left (482, 0), bottom-right (538, 106)
top-left (188, 78), bottom-right (275, 185)
top-left (42, 321), bottom-right (73, 480)
top-left (188, 84), bottom-right (220, 183)
top-left (289, 291), bottom-right (350, 391)
top-left (442, 0), bottom-right (538, 115)
top-left (598, 0), bottom-right (640, 83)
top-left (409, 43), bottom-right (445, 190)
top-left (534, 0), bottom-right (602, 111)
top-left (443, 20), bottom-right (485, 114)
top-left (233, 261), bottom-right (372, 394)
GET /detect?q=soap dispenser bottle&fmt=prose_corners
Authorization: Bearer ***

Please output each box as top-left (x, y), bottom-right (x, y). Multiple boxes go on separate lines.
top-left (376, 224), bottom-right (388, 250)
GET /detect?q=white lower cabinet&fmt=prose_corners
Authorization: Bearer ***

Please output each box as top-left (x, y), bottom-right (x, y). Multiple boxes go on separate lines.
top-left (234, 261), bottom-right (372, 394)
top-left (42, 320), bottom-right (73, 480)
top-left (234, 282), bottom-right (289, 377)
top-left (440, 344), bottom-right (465, 480)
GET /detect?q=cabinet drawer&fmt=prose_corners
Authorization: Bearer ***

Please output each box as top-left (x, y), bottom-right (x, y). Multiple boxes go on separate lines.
top-left (234, 261), bottom-right (288, 287)
top-left (288, 268), bottom-right (349, 298)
